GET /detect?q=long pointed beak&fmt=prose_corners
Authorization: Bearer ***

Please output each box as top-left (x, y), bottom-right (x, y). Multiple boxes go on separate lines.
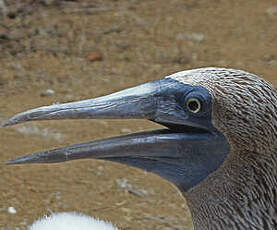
top-left (6, 129), bottom-right (219, 165)
top-left (5, 128), bottom-right (228, 191)
top-left (2, 81), bottom-right (160, 127)
top-left (3, 78), bottom-right (229, 192)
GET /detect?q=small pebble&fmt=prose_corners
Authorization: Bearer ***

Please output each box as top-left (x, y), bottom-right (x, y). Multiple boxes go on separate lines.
top-left (8, 206), bottom-right (17, 214)
top-left (40, 89), bottom-right (55, 97)
top-left (266, 7), bottom-right (277, 16)
top-left (103, 25), bottom-right (122, 34)
top-left (87, 52), bottom-right (103, 62)
top-left (177, 32), bottom-right (205, 42)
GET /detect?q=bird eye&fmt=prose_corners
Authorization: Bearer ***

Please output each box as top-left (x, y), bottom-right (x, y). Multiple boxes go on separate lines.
top-left (186, 97), bottom-right (202, 113)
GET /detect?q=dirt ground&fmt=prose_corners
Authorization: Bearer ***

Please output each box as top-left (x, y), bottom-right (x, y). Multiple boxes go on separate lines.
top-left (0, 0), bottom-right (276, 229)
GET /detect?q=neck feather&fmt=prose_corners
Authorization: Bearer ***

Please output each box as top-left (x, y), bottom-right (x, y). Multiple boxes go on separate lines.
top-left (184, 148), bottom-right (277, 230)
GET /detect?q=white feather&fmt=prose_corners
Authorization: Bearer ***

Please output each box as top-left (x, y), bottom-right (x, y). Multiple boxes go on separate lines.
top-left (29, 212), bottom-right (120, 230)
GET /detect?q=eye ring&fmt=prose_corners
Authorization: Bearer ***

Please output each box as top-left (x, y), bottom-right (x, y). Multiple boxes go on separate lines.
top-left (186, 97), bottom-right (202, 113)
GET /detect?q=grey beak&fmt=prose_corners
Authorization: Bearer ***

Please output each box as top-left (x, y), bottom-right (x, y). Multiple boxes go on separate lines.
top-left (1, 81), bottom-right (160, 127)
top-left (3, 78), bottom-right (229, 192)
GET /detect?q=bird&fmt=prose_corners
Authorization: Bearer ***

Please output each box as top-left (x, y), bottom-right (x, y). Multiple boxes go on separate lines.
top-left (2, 67), bottom-right (277, 230)
top-left (29, 212), bottom-right (120, 230)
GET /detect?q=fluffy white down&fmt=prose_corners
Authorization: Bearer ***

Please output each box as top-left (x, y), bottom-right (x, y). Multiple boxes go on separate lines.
top-left (28, 212), bottom-right (120, 230)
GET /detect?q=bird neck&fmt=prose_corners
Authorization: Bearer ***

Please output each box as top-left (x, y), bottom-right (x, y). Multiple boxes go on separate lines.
top-left (184, 147), bottom-right (277, 230)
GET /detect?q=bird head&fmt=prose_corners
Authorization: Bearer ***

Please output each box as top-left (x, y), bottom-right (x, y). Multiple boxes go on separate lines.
top-left (169, 68), bottom-right (277, 153)
top-left (2, 67), bottom-right (277, 193)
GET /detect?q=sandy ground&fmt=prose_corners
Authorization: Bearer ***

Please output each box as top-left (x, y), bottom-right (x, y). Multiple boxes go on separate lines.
top-left (0, 0), bottom-right (276, 229)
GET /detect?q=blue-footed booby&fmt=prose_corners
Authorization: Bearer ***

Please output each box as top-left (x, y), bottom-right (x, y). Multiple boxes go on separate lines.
top-left (2, 67), bottom-right (277, 230)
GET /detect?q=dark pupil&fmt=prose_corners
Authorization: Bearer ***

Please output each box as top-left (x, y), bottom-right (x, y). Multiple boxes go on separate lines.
top-left (188, 100), bottom-right (199, 112)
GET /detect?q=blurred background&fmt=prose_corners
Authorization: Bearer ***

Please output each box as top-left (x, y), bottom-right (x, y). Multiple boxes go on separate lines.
top-left (0, 0), bottom-right (276, 229)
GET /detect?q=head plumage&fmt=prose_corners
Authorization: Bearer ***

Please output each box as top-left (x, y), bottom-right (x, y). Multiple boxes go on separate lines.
top-left (168, 67), bottom-right (277, 153)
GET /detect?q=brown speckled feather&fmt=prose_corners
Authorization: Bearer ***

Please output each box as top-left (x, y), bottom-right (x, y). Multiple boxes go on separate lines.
top-left (169, 68), bottom-right (277, 230)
